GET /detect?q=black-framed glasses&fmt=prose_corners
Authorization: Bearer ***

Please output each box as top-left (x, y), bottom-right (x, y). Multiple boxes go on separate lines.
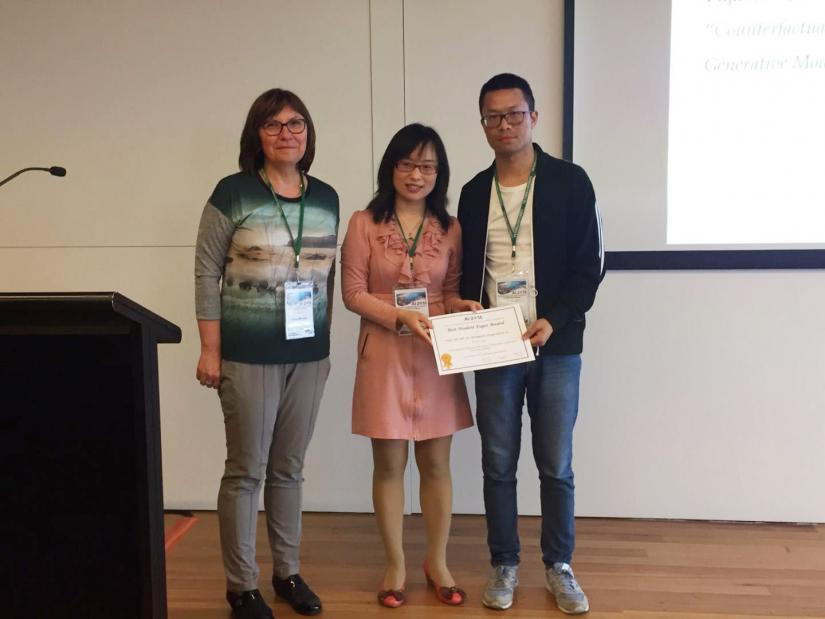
top-left (480, 110), bottom-right (530, 128)
top-left (262, 117), bottom-right (307, 136)
top-left (395, 160), bottom-right (438, 176)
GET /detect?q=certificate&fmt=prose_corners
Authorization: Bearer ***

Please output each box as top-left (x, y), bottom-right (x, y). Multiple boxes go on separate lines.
top-left (429, 305), bottom-right (535, 375)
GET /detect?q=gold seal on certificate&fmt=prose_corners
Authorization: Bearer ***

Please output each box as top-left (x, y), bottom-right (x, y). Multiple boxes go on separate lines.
top-left (429, 305), bottom-right (536, 375)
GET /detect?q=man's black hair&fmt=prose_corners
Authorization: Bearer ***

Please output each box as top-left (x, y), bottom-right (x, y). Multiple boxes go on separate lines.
top-left (478, 73), bottom-right (535, 113)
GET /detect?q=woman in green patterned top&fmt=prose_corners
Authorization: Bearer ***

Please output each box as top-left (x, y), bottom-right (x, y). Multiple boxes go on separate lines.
top-left (195, 88), bottom-right (339, 619)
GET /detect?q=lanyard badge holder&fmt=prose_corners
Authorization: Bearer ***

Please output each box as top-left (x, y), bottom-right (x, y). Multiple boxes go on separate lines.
top-left (261, 170), bottom-right (315, 340)
top-left (494, 152), bottom-right (538, 325)
top-left (496, 273), bottom-right (532, 323)
top-left (284, 279), bottom-right (314, 340)
top-left (393, 212), bottom-right (429, 336)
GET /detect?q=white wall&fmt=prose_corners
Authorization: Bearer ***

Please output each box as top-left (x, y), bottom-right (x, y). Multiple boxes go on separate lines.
top-left (1, 0), bottom-right (378, 512)
top-left (580, 271), bottom-right (825, 521)
top-left (2, 0), bottom-right (822, 522)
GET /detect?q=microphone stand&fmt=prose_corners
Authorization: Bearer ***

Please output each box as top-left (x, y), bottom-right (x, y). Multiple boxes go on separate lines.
top-left (0, 167), bottom-right (67, 188)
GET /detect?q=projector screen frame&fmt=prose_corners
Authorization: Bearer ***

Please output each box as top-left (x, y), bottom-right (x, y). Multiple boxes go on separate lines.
top-left (563, 0), bottom-right (825, 271)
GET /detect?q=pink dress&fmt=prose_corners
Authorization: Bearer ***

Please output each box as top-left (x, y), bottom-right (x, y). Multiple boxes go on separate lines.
top-left (341, 209), bottom-right (474, 440)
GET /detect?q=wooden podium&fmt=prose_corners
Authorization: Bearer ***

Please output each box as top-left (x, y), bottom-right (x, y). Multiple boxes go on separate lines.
top-left (0, 292), bottom-right (181, 618)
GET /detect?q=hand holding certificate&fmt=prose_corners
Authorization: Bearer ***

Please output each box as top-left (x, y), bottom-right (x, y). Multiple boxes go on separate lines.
top-left (429, 305), bottom-right (535, 375)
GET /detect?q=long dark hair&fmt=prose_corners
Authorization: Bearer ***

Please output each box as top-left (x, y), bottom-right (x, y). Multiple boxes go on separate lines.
top-left (367, 123), bottom-right (451, 231)
top-left (238, 88), bottom-right (316, 174)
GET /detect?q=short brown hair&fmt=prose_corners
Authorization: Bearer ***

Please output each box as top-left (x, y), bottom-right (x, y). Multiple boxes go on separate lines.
top-left (238, 88), bottom-right (316, 174)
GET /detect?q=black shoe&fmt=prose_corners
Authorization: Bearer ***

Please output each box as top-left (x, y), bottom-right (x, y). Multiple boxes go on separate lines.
top-left (273, 573), bottom-right (322, 616)
top-left (226, 589), bottom-right (274, 619)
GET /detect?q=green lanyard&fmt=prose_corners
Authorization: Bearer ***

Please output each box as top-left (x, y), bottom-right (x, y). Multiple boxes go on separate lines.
top-left (260, 170), bottom-right (305, 270)
top-left (494, 150), bottom-right (537, 261)
top-left (393, 212), bottom-right (426, 276)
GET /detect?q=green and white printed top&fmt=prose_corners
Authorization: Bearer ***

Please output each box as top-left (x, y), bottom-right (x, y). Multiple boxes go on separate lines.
top-left (195, 172), bottom-right (339, 364)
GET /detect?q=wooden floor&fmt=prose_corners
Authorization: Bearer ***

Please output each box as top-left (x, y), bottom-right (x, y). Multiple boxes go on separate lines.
top-left (165, 512), bottom-right (825, 618)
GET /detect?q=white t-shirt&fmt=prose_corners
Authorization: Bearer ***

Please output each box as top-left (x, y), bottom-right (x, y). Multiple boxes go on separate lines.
top-left (483, 179), bottom-right (538, 324)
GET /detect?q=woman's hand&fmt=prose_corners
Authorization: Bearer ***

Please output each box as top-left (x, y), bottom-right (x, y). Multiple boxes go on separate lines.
top-left (396, 309), bottom-right (433, 344)
top-left (450, 299), bottom-right (483, 313)
top-left (196, 349), bottom-right (222, 389)
top-left (196, 320), bottom-right (222, 389)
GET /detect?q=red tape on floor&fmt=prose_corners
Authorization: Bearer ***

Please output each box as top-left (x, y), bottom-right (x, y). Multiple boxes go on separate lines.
top-left (164, 514), bottom-right (198, 553)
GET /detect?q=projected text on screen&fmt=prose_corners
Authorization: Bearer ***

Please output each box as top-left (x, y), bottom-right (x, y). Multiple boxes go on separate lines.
top-left (667, 0), bottom-right (825, 245)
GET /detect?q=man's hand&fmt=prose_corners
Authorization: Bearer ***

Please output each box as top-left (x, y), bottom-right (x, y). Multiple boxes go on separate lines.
top-left (523, 318), bottom-right (553, 347)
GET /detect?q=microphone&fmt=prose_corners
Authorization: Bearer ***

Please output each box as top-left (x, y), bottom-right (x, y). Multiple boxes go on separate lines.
top-left (0, 166), bottom-right (67, 188)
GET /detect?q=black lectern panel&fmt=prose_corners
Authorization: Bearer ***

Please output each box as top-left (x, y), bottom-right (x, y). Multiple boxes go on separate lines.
top-left (0, 293), bottom-right (181, 619)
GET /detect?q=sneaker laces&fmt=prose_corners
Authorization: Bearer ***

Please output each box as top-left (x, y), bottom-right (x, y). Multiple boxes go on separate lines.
top-left (552, 563), bottom-right (581, 594)
top-left (490, 565), bottom-right (517, 590)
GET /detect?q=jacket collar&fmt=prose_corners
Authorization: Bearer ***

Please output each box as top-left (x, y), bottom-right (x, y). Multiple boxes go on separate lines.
top-left (484, 142), bottom-right (546, 180)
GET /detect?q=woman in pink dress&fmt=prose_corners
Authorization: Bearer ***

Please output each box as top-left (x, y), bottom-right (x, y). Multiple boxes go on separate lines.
top-left (341, 124), bottom-right (482, 608)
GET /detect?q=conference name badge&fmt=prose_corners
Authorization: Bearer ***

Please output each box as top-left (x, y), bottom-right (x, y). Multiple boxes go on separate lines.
top-left (496, 275), bottom-right (530, 324)
top-left (394, 286), bottom-right (429, 336)
top-left (284, 280), bottom-right (315, 340)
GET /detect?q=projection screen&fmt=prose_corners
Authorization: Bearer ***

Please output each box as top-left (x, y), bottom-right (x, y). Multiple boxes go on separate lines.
top-left (570, 0), bottom-right (825, 269)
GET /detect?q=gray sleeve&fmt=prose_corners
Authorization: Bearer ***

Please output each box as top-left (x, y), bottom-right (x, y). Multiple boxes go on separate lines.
top-left (194, 202), bottom-right (234, 320)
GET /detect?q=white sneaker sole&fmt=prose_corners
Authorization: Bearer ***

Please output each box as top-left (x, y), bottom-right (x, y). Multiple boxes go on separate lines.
top-left (546, 585), bottom-right (589, 614)
top-left (557, 603), bottom-right (590, 615)
top-left (481, 596), bottom-right (514, 611)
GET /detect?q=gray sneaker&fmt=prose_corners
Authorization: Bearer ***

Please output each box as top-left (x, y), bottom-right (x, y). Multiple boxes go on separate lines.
top-left (481, 565), bottom-right (519, 610)
top-left (545, 562), bottom-right (589, 614)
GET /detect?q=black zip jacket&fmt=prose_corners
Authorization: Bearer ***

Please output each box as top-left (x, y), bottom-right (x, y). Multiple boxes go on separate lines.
top-left (457, 144), bottom-right (604, 355)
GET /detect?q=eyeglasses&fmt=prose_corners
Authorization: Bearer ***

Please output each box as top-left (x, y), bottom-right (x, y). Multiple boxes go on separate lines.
top-left (262, 117), bottom-right (307, 136)
top-left (395, 160), bottom-right (438, 176)
top-left (480, 110), bottom-right (530, 129)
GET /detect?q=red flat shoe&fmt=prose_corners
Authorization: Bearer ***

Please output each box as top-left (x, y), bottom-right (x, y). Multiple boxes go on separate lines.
top-left (422, 561), bottom-right (466, 606)
top-left (377, 587), bottom-right (406, 608)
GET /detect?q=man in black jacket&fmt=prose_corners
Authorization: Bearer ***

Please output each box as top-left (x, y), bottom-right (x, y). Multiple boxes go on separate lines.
top-left (458, 73), bottom-right (603, 614)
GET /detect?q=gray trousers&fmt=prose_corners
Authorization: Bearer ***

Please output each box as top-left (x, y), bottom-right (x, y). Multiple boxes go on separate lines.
top-left (217, 357), bottom-right (330, 592)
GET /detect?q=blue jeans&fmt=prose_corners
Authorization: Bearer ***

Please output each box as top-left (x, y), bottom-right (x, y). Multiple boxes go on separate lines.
top-left (475, 354), bottom-right (581, 567)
